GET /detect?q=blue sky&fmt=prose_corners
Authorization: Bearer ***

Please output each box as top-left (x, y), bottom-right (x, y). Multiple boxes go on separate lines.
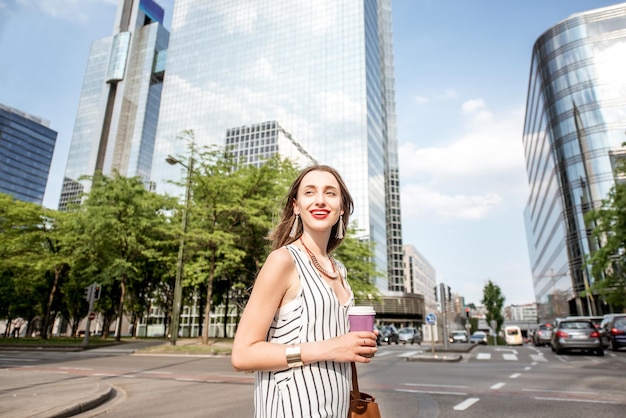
top-left (0, 0), bottom-right (622, 306)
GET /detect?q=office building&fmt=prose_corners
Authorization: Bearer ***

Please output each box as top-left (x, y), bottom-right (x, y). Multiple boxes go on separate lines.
top-left (522, 3), bottom-right (626, 320)
top-left (403, 244), bottom-right (436, 315)
top-left (58, 0), bottom-right (168, 210)
top-left (504, 304), bottom-right (538, 323)
top-left (151, 0), bottom-right (404, 293)
top-left (225, 121), bottom-right (317, 168)
top-left (0, 103), bottom-right (57, 204)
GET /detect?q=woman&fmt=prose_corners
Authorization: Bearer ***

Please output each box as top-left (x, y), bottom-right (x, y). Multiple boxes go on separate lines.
top-left (232, 165), bottom-right (378, 418)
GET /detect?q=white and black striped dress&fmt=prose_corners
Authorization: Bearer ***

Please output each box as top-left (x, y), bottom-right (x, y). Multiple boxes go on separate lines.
top-left (254, 244), bottom-right (354, 418)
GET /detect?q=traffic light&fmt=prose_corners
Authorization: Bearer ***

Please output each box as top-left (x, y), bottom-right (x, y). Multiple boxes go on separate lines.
top-left (465, 307), bottom-right (470, 318)
top-left (433, 286), bottom-right (438, 302)
top-left (84, 284), bottom-right (93, 302)
top-left (447, 286), bottom-right (451, 302)
top-left (93, 284), bottom-right (101, 301)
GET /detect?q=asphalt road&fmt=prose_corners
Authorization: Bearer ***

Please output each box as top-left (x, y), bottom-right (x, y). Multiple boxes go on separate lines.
top-left (2, 342), bottom-right (625, 417)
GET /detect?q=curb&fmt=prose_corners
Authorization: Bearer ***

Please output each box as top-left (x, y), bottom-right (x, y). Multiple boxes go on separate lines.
top-left (47, 384), bottom-right (116, 418)
top-left (0, 343), bottom-right (121, 352)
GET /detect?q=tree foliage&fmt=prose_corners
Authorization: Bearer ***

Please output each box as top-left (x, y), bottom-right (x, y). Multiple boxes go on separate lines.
top-left (333, 223), bottom-right (382, 302)
top-left (584, 168), bottom-right (626, 311)
top-left (481, 280), bottom-right (505, 336)
top-left (61, 171), bottom-right (177, 341)
top-left (0, 131), bottom-right (393, 342)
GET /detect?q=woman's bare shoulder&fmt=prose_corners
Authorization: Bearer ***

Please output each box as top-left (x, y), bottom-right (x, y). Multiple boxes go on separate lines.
top-left (259, 246), bottom-right (295, 277)
top-left (265, 246), bottom-right (294, 265)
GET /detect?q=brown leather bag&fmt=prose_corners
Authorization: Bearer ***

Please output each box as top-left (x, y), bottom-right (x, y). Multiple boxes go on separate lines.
top-left (349, 362), bottom-right (381, 417)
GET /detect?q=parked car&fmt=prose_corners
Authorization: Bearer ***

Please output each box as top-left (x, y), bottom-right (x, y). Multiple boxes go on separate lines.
top-left (532, 323), bottom-right (553, 347)
top-left (504, 325), bottom-right (524, 346)
top-left (599, 314), bottom-right (626, 351)
top-left (449, 330), bottom-right (468, 343)
top-left (469, 331), bottom-right (488, 345)
top-left (550, 318), bottom-right (603, 356)
top-left (379, 325), bottom-right (399, 344)
top-left (398, 327), bottom-right (422, 345)
top-left (566, 316), bottom-right (604, 329)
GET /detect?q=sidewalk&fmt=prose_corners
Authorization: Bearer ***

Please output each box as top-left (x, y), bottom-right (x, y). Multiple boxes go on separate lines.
top-left (0, 340), bottom-right (159, 418)
top-left (0, 369), bottom-right (114, 418)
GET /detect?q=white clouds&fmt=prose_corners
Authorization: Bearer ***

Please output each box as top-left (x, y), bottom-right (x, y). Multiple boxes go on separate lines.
top-left (461, 98), bottom-right (487, 113)
top-left (414, 88), bottom-right (457, 104)
top-left (401, 183), bottom-right (502, 220)
top-left (399, 99), bottom-right (527, 221)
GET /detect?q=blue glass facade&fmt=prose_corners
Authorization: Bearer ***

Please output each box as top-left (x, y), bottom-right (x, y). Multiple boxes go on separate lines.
top-left (523, 4), bottom-right (626, 320)
top-left (0, 104), bottom-right (57, 204)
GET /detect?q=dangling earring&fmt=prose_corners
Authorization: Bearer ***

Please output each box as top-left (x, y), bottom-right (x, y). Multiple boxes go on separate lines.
top-left (335, 214), bottom-right (345, 239)
top-left (289, 214), bottom-right (300, 238)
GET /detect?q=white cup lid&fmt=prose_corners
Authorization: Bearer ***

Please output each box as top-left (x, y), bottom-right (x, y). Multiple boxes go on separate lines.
top-left (348, 306), bottom-right (375, 315)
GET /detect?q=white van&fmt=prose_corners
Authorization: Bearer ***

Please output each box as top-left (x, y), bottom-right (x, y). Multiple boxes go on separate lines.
top-left (504, 325), bottom-right (523, 346)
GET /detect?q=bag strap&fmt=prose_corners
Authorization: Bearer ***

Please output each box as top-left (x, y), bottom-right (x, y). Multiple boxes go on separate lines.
top-left (351, 362), bottom-right (360, 399)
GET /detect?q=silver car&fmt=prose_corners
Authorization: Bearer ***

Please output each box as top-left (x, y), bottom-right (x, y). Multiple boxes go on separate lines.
top-left (532, 323), bottom-right (553, 347)
top-left (398, 327), bottom-right (422, 345)
top-left (449, 330), bottom-right (468, 343)
top-left (550, 318), bottom-right (603, 356)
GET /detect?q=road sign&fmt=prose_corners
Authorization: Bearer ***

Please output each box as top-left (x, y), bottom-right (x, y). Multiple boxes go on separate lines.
top-left (88, 311), bottom-right (96, 320)
top-left (425, 313), bottom-right (437, 325)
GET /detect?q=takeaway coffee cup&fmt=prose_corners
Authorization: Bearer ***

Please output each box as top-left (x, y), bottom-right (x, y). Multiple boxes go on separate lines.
top-left (347, 306), bottom-right (376, 332)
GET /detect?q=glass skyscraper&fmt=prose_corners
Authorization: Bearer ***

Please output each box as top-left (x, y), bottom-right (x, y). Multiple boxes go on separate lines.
top-left (0, 103), bottom-right (57, 204)
top-left (151, 0), bottom-right (404, 291)
top-left (59, 0), bottom-right (168, 210)
top-left (523, 3), bottom-right (626, 320)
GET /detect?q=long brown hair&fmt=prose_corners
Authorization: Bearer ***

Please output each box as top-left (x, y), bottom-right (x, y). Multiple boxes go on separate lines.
top-left (270, 165), bottom-right (353, 253)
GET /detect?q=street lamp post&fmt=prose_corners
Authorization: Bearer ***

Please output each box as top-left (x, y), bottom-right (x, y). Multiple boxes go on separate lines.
top-left (166, 154), bottom-right (194, 346)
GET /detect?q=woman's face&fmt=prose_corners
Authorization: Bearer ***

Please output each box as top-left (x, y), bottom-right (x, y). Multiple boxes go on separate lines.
top-left (293, 170), bottom-right (343, 234)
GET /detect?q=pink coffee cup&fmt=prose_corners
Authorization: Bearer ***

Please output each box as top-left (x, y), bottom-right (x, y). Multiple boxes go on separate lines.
top-left (348, 306), bottom-right (376, 332)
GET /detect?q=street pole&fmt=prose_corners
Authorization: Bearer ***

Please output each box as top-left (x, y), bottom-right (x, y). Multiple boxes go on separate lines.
top-left (82, 283), bottom-right (94, 346)
top-left (440, 283), bottom-right (449, 349)
top-left (169, 155), bottom-right (194, 346)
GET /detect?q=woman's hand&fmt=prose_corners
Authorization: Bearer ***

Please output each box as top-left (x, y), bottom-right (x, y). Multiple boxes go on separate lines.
top-left (312, 331), bottom-right (378, 363)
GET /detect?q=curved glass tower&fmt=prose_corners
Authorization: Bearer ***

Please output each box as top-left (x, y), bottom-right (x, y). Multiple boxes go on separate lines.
top-left (523, 3), bottom-right (626, 320)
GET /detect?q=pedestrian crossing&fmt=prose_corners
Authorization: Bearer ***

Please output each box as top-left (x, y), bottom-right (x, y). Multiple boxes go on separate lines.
top-left (474, 352), bottom-right (547, 362)
top-left (377, 346), bottom-right (624, 363)
top-left (379, 348), bottom-right (552, 362)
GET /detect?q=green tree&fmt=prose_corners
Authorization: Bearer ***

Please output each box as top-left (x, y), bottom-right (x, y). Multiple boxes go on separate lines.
top-left (0, 193), bottom-right (60, 337)
top-left (584, 170), bottom-right (626, 311)
top-left (185, 145), bottom-right (297, 343)
top-left (481, 280), bottom-right (505, 339)
top-left (63, 172), bottom-right (177, 341)
top-left (333, 224), bottom-right (382, 303)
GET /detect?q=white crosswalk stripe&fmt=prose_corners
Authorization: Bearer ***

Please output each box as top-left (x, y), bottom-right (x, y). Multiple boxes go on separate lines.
top-left (530, 354), bottom-right (547, 362)
top-left (397, 351), bottom-right (421, 358)
top-left (477, 353), bottom-right (491, 360)
top-left (503, 353), bottom-right (518, 361)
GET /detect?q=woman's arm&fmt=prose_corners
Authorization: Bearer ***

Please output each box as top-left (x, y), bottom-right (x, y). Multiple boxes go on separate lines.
top-left (231, 247), bottom-right (299, 371)
top-left (231, 248), bottom-right (377, 372)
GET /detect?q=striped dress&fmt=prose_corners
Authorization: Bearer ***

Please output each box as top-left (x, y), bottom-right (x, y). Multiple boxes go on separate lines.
top-left (254, 244), bottom-right (354, 418)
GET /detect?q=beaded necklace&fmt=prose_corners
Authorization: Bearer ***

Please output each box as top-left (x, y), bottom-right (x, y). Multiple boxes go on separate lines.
top-left (300, 238), bottom-right (339, 279)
